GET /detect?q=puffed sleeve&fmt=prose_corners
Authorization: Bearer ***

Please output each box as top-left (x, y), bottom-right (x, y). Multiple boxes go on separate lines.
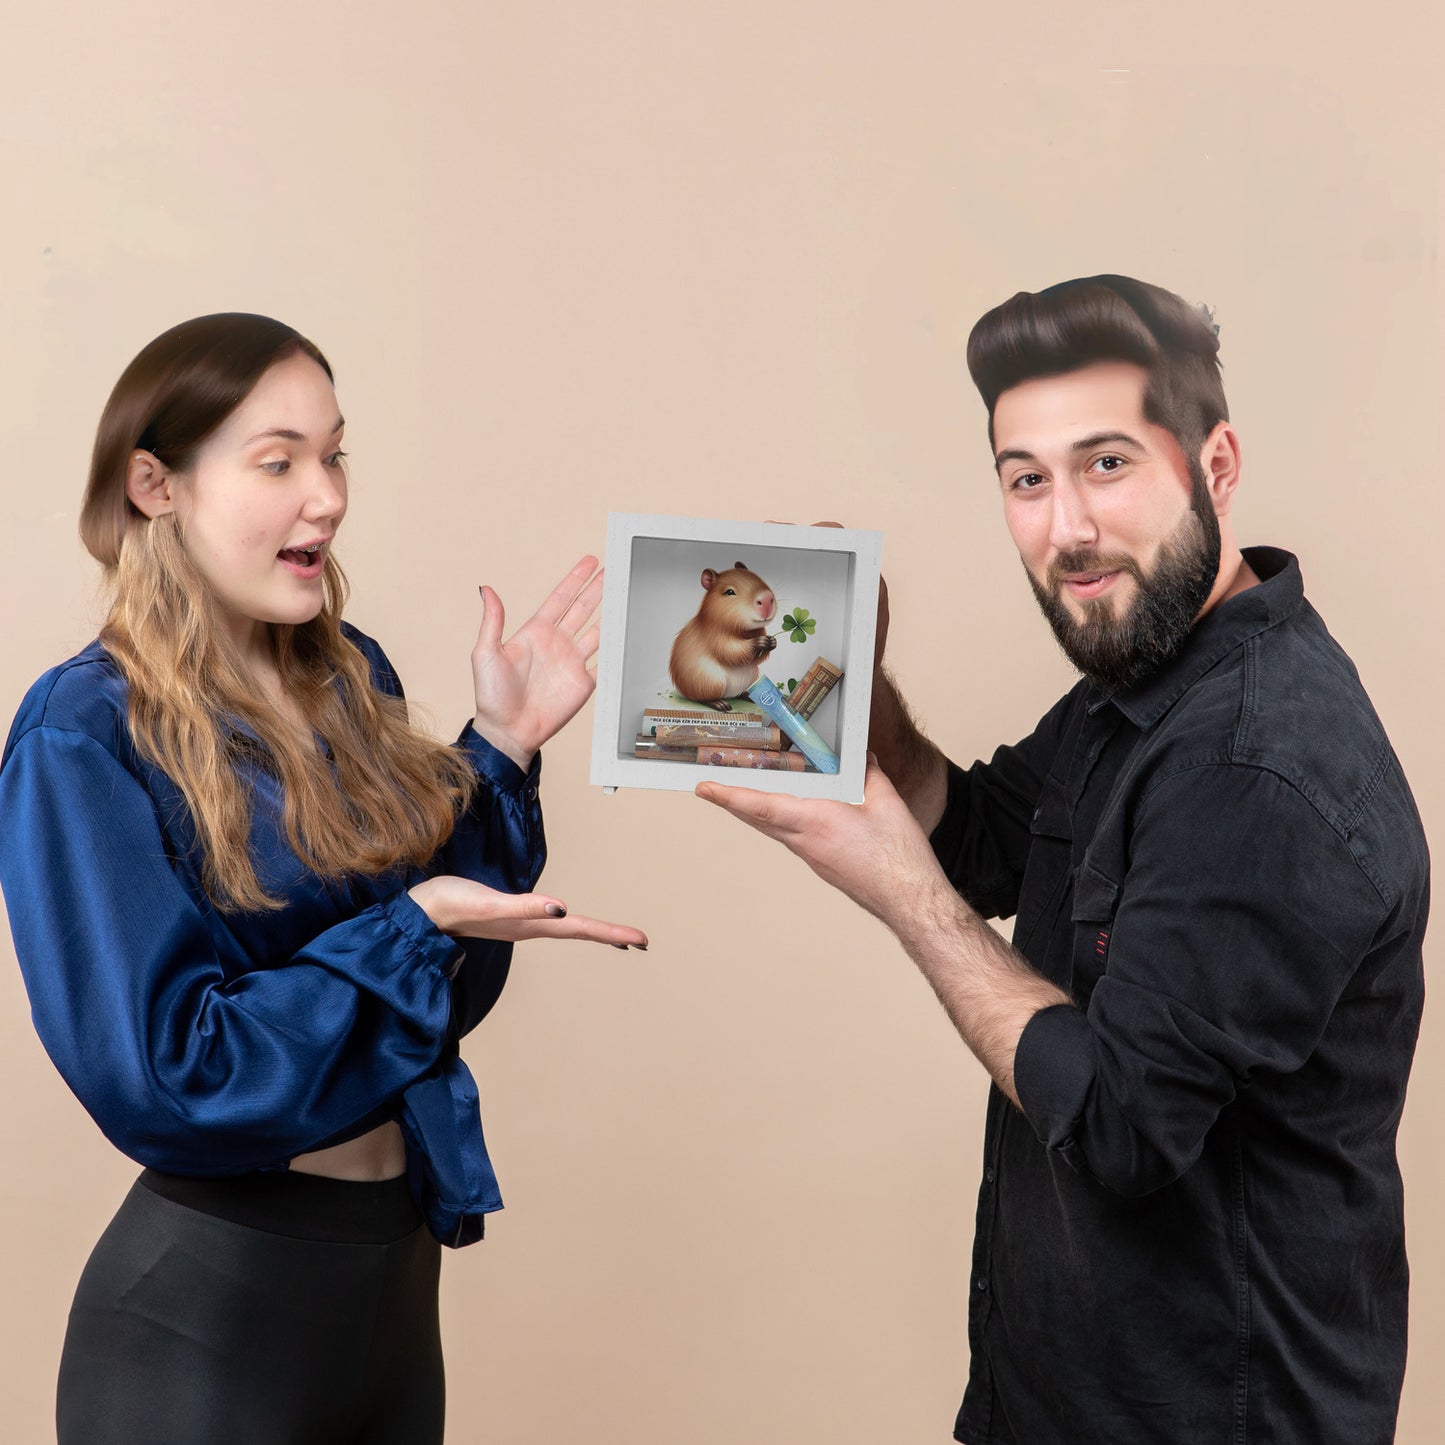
top-left (343, 625), bottom-right (547, 1036)
top-left (430, 722), bottom-right (546, 1035)
top-left (0, 723), bottom-right (461, 1173)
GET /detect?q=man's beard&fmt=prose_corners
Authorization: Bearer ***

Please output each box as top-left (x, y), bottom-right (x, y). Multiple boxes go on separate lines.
top-left (1025, 464), bottom-right (1222, 691)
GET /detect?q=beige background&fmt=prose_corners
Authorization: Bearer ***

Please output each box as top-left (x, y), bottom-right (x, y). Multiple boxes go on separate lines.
top-left (1, 5), bottom-right (1440, 1442)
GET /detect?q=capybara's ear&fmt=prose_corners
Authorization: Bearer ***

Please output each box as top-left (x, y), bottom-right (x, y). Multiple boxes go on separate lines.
top-left (700, 568), bottom-right (717, 590)
top-left (734, 561), bottom-right (748, 571)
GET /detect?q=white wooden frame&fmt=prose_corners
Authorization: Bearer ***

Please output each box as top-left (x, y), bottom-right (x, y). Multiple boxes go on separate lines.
top-left (589, 513), bottom-right (882, 803)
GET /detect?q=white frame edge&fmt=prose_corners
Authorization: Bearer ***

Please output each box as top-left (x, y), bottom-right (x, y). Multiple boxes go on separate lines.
top-left (589, 513), bottom-right (881, 803)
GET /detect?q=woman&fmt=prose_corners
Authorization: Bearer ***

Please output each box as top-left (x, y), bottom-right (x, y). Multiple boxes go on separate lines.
top-left (0, 313), bottom-right (645, 1443)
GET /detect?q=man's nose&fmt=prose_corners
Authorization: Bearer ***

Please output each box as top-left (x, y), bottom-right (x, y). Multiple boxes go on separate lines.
top-left (1047, 478), bottom-right (1097, 555)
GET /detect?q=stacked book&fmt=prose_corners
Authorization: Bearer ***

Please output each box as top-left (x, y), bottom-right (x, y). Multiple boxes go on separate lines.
top-left (633, 657), bottom-right (844, 774)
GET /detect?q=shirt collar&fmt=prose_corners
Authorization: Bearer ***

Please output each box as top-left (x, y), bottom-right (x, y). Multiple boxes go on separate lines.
top-left (1090, 546), bottom-right (1304, 730)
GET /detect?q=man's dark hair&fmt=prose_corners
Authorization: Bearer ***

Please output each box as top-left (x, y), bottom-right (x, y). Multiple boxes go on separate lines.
top-left (966, 275), bottom-right (1227, 458)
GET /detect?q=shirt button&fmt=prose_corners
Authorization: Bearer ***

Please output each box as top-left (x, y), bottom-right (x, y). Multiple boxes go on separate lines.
top-left (976, 1276), bottom-right (989, 1293)
top-left (985, 1167), bottom-right (996, 1184)
top-left (1032, 808), bottom-right (1041, 823)
top-left (526, 785), bottom-right (538, 800)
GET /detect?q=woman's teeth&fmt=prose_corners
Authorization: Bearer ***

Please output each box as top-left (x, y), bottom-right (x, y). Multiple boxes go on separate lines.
top-left (279, 544), bottom-right (323, 565)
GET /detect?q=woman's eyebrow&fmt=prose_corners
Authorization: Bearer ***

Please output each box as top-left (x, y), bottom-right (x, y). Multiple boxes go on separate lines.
top-left (243, 417), bottom-right (346, 446)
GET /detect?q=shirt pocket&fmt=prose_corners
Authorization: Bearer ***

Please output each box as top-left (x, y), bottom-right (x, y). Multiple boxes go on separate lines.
top-left (1069, 858), bottom-right (1120, 1004)
top-left (1013, 783), bottom-right (1074, 957)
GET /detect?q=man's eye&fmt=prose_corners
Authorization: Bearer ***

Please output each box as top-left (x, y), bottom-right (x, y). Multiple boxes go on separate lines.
top-left (260, 460), bottom-right (290, 475)
top-left (1010, 473), bottom-right (1045, 492)
top-left (1094, 455), bottom-right (1126, 474)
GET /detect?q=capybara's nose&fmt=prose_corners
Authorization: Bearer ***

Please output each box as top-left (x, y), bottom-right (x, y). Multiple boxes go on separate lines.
top-left (758, 592), bottom-right (776, 620)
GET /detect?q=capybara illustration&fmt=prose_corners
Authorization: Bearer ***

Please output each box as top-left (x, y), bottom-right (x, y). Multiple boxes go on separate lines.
top-left (668, 562), bottom-right (778, 710)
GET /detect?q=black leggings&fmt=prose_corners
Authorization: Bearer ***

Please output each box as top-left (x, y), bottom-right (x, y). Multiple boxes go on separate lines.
top-left (57, 1169), bottom-right (445, 1445)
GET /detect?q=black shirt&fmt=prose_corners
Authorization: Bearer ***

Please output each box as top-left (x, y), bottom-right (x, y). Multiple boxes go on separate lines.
top-left (930, 548), bottom-right (1428, 1445)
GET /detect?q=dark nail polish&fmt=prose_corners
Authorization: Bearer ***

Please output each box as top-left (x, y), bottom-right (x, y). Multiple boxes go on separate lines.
top-left (612, 943), bottom-right (629, 950)
top-left (545, 904), bottom-right (566, 918)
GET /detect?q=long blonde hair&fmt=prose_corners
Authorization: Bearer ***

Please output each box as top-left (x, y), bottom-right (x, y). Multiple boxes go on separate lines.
top-left (81, 314), bottom-right (476, 913)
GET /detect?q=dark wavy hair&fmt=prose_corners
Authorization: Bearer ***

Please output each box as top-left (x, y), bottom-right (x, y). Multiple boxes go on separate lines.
top-left (965, 275), bottom-right (1227, 458)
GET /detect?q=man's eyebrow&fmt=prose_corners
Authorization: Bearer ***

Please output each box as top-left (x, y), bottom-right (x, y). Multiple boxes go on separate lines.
top-left (244, 417), bottom-right (345, 446)
top-left (993, 430), bottom-right (1146, 471)
top-left (993, 446), bottom-right (1038, 471)
top-left (1070, 430), bottom-right (1144, 454)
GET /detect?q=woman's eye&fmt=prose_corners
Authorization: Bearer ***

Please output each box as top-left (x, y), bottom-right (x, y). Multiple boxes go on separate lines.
top-left (260, 459), bottom-right (290, 475)
top-left (326, 449), bottom-right (348, 468)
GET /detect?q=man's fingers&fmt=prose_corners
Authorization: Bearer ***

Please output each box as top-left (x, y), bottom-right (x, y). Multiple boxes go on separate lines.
top-left (576, 623), bottom-right (601, 666)
top-left (695, 780), bottom-right (792, 837)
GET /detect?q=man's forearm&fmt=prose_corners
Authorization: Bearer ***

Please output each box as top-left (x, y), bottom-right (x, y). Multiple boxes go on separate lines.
top-left (892, 873), bottom-right (1071, 1107)
top-left (869, 667), bottom-right (949, 834)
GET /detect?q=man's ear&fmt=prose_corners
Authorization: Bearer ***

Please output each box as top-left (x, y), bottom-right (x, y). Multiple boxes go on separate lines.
top-left (125, 450), bottom-right (176, 518)
top-left (1197, 422), bottom-right (1242, 517)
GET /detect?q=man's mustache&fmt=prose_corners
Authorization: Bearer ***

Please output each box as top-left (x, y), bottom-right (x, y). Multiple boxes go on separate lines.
top-left (1047, 551), bottom-right (1144, 591)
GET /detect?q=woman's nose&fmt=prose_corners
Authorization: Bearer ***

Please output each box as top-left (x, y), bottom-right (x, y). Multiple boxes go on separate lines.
top-left (305, 463), bottom-right (347, 522)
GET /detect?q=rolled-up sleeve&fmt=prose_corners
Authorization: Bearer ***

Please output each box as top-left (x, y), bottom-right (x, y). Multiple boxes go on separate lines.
top-left (1013, 763), bottom-right (1386, 1198)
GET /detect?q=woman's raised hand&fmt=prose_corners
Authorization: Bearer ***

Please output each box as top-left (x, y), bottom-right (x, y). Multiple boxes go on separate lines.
top-left (470, 556), bottom-right (604, 771)
top-left (409, 876), bottom-right (648, 950)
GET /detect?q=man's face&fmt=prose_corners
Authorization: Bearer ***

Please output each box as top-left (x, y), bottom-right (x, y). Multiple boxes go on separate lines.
top-left (991, 360), bottom-right (1221, 690)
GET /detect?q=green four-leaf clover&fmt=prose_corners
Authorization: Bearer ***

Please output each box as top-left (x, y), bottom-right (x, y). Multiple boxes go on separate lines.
top-left (782, 606), bottom-right (816, 643)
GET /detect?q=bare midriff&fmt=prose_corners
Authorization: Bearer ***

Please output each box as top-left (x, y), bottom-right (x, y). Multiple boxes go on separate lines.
top-left (289, 1120), bottom-right (406, 1181)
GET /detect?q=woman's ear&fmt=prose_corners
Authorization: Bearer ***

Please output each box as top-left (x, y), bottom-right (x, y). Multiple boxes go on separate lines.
top-left (125, 450), bottom-right (176, 519)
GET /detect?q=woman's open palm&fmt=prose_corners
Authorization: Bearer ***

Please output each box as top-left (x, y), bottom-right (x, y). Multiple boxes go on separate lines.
top-left (470, 556), bottom-right (604, 769)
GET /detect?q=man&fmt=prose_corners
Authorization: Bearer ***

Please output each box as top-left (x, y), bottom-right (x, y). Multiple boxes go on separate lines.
top-left (699, 275), bottom-right (1428, 1444)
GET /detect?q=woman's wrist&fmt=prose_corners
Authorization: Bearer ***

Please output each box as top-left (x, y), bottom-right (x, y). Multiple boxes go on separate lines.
top-left (470, 717), bottom-right (536, 775)
top-left (407, 877), bottom-right (456, 935)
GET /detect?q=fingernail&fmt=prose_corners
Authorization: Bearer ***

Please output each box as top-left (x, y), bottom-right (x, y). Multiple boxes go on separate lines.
top-left (611, 943), bottom-right (629, 950)
top-left (545, 903), bottom-right (566, 918)
top-left (635, 944), bottom-right (648, 951)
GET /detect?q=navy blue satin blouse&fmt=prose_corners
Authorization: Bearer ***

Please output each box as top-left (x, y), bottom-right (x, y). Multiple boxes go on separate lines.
top-left (0, 623), bottom-right (544, 1247)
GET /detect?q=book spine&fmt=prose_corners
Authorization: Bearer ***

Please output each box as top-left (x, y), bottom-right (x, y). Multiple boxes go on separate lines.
top-left (632, 737), bottom-right (806, 770)
top-left (790, 657), bottom-right (843, 719)
top-left (633, 737), bottom-right (703, 761)
top-left (642, 708), bottom-right (766, 730)
top-left (652, 722), bottom-right (782, 749)
top-left (745, 678), bottom-right (840, 774)
top-left (781, 657), bottom-right (844, 750)
top-left (697, 745), bottom-right (806, 772)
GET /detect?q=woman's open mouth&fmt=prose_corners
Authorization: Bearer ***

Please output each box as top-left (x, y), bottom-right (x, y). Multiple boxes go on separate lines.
top-left (277, 541), bottom-right (328, 577)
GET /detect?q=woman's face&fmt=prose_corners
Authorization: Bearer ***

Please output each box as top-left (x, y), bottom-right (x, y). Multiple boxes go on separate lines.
top-left (164, 352), bottom-right (348, 656)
